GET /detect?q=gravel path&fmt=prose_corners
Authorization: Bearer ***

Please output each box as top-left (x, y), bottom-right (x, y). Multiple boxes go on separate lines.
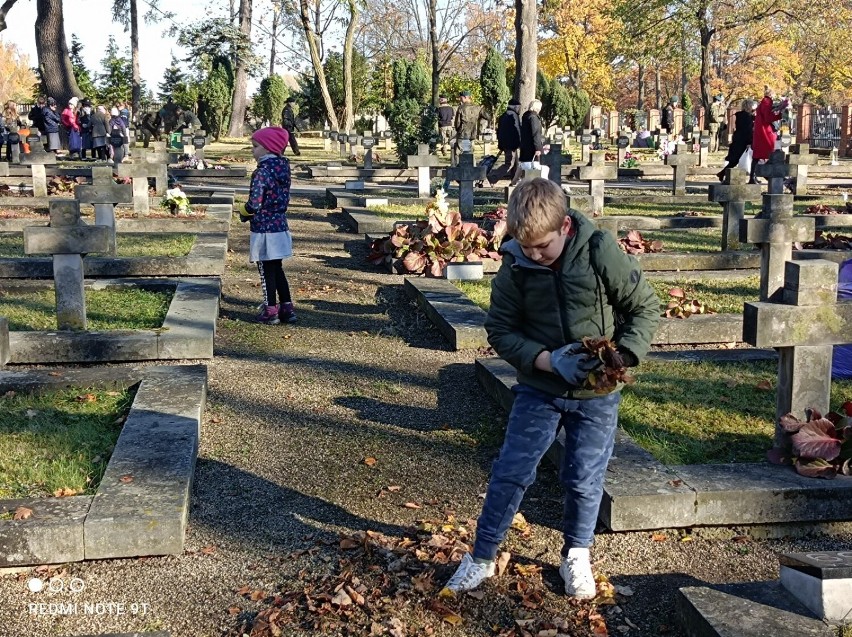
top-left (1, 181), bottom-right (850, 637)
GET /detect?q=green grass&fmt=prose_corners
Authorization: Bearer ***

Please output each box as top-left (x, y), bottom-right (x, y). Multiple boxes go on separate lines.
top-left (455, 275), bottom-right (760, 314)
top-left (620, 360), bottom-right (852, 464)
top-left (0, 232), bottom-right (196, 258)
top-left (0, 287), bottom-right (173, 331)
top-left (605, 201), bottom-right (728, 217)
top-left (0, 387), bottom-right (135, 498)
top-left (630, 228), bottom-right (724, 253)
top-left (368, 202), bottom-right (501, 220)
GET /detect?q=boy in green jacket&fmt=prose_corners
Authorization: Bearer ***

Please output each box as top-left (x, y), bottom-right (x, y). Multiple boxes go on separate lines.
top-left (444, 178), bottom-right (659, 598)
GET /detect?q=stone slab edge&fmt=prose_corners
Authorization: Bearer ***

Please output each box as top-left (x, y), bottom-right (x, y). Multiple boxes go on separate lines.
top-left (84, 365), bottom-right (207, 559)
top-left (677, 583), bottom-right (834, 637)
top-left (0, 366), bottom-right (205, 565)
top-left (475, 356), bottom-right (852, 530)
top-left (403, 277), bottom-right (489, 350)
top-left (637, 251), bottom-right (761, 271)
top-left (7, 278), bottom-right (219, 363)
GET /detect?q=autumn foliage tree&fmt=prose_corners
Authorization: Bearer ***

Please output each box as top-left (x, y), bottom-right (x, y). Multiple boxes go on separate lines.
top-left (0, 40), bottom-right (36, 102)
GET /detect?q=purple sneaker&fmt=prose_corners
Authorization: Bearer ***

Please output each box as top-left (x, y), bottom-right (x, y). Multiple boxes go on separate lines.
top-left (278, 301), bottom-right (297, 324)
top-left (256, 304), bottom-right (280, 325)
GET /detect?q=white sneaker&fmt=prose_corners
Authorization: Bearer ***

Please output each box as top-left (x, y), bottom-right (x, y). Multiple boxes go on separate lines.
top-left (559, 548), bottom-right (596, 599)
top-left (443, 553), bottom-right (495, 593)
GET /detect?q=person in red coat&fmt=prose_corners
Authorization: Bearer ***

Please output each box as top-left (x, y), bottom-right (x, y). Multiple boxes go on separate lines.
top-left (750, 86), bottom-right (788, 183)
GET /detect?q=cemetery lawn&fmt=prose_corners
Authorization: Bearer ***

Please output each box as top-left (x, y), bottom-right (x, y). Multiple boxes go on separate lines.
top-left (629, 227), bottom-right (723, 253)
top-left (605, 201), bottom-right (729, 217)
top-left (0, 232), bottom-right (195, 258)
top-left (0, 387), bottom-right (134, 499)
top-left (455, 274), bottom-right (760, 314)
top-left (620, 359), bottom-right (852, 464)
top-left (0, 287), bottom-right (173, 331)
top-left (369, 203), bottom-right (499, 219)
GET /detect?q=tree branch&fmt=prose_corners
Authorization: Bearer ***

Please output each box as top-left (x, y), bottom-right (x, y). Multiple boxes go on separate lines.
top-left (0, 0), bottom-right (20, 32)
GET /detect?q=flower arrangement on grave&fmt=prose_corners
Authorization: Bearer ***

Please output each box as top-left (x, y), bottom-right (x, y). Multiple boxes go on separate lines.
top-left (796, 231), bottom-right (852, 251)
top-left (662, 287), bottom-right (716, 318)
top-left (581, 337), bottom-right (635, 393)
top-left (617, 229), bottom-right (663, 255)
top-left (482, 205), bottom-right (507, 221)
top-left (367, 188), bottom-right (507, 277)
top-left (803, 204), bottom-right (851, 215)
top-left (161, 186), bottom-right (191, 216)
top-left (619, 151), bottom-right (639, 169)
top-left (768, 404), bottom-right (852, 478)
top-left (656, 136), bottom-right (682, 160)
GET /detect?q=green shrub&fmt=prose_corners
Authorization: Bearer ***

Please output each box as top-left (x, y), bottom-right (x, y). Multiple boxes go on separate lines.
top-left (256, 74), bottom-right (288, 126)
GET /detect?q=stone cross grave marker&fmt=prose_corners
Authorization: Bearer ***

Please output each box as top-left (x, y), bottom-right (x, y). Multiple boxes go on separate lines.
top-left (329, 130), bottom-right (339, 154)
top-left (75, 166), bottom-right (133, 256)
top-left (665, 143), bottom-right (697, 196)
top-left (361, 135), bottom-right (376, 170)
top-left (740, 152), bottom-right (813, 302)
top-left (708, 168), bottom-right (762, 251)
top-left (407, 144), bottom-right (440, 197)
top-left (787, 143), bottom-right (819, 195)
top-left (339, 132), bottom-right (349, 159)
top-left (743, 259), bottom-right (851, 445)
top-left (23, 200), bottom-right (109, 330)
top-left (180, 128), bottom-right (194, 155)
top-left (540, 136), bottom-right (566, 186)
top-left (20, 133), bottom-right (57, 198)
top-left (383, 129), bottom-right (393, 151)
top-left (579, 129), bottom-right (592, 164)
top-left (347, 131), bottom-right (358, 158)
top-left (698, 131), bottom-right (711, 167)
top-left (779, 551), bottom-right (852, 623)
top-left (577, 151), bottom-right (617, 215)
top-left (117, 163), bottom-right (168, 213)
top-left (322, 127), bottom-right (331, 152)
top-left (780, 133), bottom-right (792, 155)
top-left (6, 124), bottom-right (20, 164)
top-left (192, 130), bottom-right (207, 162)
top-left (446, 151), bottom-right (486, 218)
top-left (616, 134), bottom-right (630, 166)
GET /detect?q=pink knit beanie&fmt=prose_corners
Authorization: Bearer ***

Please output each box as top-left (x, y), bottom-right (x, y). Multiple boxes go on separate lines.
top-left (252, 127), bottom-right (289, 155)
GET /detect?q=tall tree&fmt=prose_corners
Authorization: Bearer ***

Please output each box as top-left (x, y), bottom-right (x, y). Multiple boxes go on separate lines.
top-left (228, 0), bottom-right (253, 137)
top-left (513, 0), bottom-right (537, 109)
top-left (0, 39), bottom-right (36, 101)
top-left (342, 0), bottom-right (360, 132)
top-left (479, 46), bottom-right (509, 126)
top-left (35, 0), bottom-right (81, 105)
top-left (296, 0), bottom-right (339, 129)
top-left (99, 35), bottom-right (133, 105)
top-left (158, 53), bottom-right (187, 101)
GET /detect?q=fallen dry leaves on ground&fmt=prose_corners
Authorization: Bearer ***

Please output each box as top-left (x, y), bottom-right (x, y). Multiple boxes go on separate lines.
top-left (225, 513), bottom-right (617, 637)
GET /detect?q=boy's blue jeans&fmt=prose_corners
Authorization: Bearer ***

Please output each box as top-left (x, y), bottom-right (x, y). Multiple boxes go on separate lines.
top-left (472, 383), bottom-right (621, 561)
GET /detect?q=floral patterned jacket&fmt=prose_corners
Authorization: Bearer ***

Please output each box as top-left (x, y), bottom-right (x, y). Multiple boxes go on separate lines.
top-left (246, 155), bottom-right (291, 234)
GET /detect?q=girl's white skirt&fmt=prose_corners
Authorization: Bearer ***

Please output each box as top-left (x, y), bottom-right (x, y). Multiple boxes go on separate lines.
top-left (249, 230), bottom-right (293, 263)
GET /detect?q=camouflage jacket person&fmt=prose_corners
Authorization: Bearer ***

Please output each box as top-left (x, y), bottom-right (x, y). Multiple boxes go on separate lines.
top-left (455, 102), bottom-right (482, 142)
top-left (485, 211), bottom-right (659, 399)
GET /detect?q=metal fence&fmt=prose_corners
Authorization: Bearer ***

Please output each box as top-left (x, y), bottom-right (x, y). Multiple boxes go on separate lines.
top-left (810, 107), bottom-right (841, 149)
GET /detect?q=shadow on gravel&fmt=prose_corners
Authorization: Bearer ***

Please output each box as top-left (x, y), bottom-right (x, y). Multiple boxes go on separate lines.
top-left (218, 301), bottom-right (391, 334)
top-left (192, 458), bottom-right (409, 546)
top-left (318, 239), bottom-right (375, 273)
top-left (325, 210), bottom-right (353, 233)
top-left (375, 284), bottom-right (450, 351)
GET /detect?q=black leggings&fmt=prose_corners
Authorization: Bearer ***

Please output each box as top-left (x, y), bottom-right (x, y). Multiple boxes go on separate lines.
top-left (258, 259), bottom-right (292, 306)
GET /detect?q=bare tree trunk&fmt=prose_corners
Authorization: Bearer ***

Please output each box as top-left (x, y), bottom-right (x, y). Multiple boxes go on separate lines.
top-left (35, 0), bottom-right (82, 106)
top-left (130, 0), bottom-right (141, 114)
top-left (513, 0), bottom-right (537, 110)
top-left (654, 64), bottom-right (661, 110)
top-left (299, 0), bottom-right (339, 130)
top-left (269, 4), bottom-right (280, 76)
top-left (227, 0), bottom-right (252, 138)
top-left (637, 62), bottom-right (645, 111)
top-left (230, 0), bottom-right (236, 25)
top-left (429, 0), bottom-right (439, 106)
top-left (342, 0), bottom-right (358, 132)
top-left (699, 24), bottom-right (714, 125)
top-left (0, 0), bottom-right (20, 32)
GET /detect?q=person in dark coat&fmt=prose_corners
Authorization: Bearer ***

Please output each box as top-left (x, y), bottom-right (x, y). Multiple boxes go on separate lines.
top-left (519, 99), bottom-right (544, 164)
top-left (42, 98), bottom-right (62, 153)
top-left (487, 98), bottom-right (522, 185)
top-left (437, 96), bottom-right (455, 156)
top-left (661, 97), bottom-right (676, 134)
top-left (28, 97), bottom-right (47, 136)
top-left (716, 99), bottom-right (755, 181)
top-left (280, 97), bottom-right (301, 156)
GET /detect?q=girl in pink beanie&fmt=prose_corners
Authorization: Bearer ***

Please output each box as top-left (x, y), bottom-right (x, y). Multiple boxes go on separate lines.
top-left (243, 126), bottom-right (296, 324)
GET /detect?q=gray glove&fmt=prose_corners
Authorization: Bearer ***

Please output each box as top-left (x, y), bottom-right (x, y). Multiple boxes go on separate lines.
top-left (551, 342), bottom-right (602, 386)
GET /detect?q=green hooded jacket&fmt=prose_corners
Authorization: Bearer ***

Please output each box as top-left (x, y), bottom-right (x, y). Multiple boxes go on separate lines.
top-left (484, 211), bottom-right (660, 399)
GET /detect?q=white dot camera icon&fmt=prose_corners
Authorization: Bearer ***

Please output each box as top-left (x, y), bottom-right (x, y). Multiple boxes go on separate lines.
top-left (27, 576), bottom-right (85, 593)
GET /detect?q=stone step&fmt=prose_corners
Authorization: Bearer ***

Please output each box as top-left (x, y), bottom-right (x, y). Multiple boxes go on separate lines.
top-left (475, 356), bottom-right (852, 530)
top-left (779, 551), bottom-right (852, 622)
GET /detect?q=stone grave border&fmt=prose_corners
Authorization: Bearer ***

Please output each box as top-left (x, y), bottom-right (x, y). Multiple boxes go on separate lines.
top-left (327, 188), bottom-right (433, 210)
top-left (3, 165), bottom-right (246, 179)
top-left (306, 166), bottom-right (448, 182)
top-left (0, 202), bottom-right (232, 234)
top-left (2, 277), bottom-right (218, 363)
top-left (0, 232), bottom-right (227, 278)
top-left (475, 356), bottom-right (852, 531)
top-left (0, 365), bottom-right (206, 566)
top-left (403, 277), bottom-right (747, 351)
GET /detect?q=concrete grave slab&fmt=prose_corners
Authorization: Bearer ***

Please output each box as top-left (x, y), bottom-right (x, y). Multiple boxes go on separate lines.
top-left (780, 551), bottom-right (852, 623)
top-left (4, 278), bottom-right (219, 364)
top-left (476, 356), bottom-right (852, 531)
top-left (0, 365), bottom-right (205, 566)
top-left (678, 583), bottom-right (835, 637)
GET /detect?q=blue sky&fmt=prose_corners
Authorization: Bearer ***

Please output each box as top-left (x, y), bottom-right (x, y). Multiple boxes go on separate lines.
top-left (1, 0), bottom-right (216, 92)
